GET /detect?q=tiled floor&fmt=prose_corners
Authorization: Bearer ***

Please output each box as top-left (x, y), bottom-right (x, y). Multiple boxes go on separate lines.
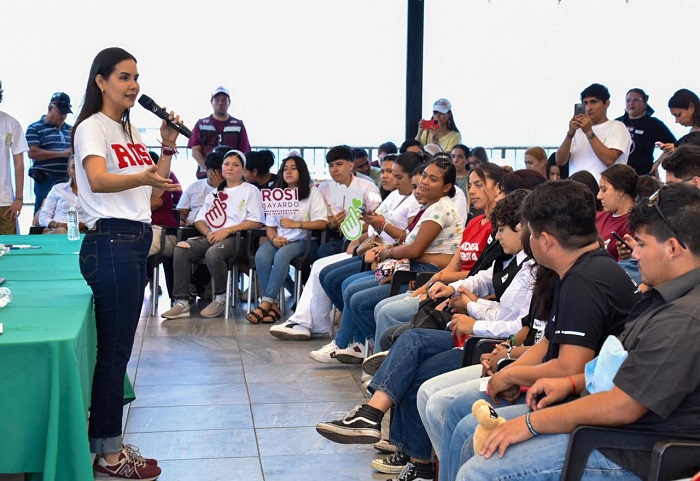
top-left (119, 288), bottom-right (392, 481)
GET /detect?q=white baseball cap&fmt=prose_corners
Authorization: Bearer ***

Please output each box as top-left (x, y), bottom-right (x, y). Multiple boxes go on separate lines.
top-left (433, 98), bottom-right (452, 114)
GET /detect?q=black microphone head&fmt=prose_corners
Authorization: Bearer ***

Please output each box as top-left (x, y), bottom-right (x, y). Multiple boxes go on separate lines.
top-left (138, 94), bottom-right (156, 111)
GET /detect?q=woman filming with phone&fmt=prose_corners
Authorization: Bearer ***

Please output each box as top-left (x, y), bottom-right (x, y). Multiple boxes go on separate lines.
top-left (415, 98), bottom-right (462, 152)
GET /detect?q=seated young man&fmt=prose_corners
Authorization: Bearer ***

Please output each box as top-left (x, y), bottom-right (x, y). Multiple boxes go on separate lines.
top-left (459, 182), bottom-right (700, 481)
top-left (429, 181), bottom-right (641, 481)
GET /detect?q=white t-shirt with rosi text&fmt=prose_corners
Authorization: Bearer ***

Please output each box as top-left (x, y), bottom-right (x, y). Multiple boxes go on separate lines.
top-left (265, 185), bottom-right (328, 242)
top-left (74, 112), bottom-right (155, 227)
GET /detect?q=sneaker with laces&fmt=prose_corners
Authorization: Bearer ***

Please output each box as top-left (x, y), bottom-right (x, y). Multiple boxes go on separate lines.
top-left (270, 321), bottom-right (311, 341)
top-left (123, 445), bottom-right (157, 465)
top-left (374, 438), bottom-right (398, 454)
top-left (371, 450), bottom-right (410, 474)
top-left (200, 298), bottom-right (226, 318)
top-left (335, 341), bottom-right (366, 364)
top-left (316, 404), bottom-right (382, 444)
top-left (362, 350), bottom-right (388, 375)
top-left (309, 340), bottom-right (339, 363)
top-left (94, 446), bottom-right (161, 480)
top-left (390, 462), bottom-right (433, 481)
top-left (161, 301), bottom-right (190, 319)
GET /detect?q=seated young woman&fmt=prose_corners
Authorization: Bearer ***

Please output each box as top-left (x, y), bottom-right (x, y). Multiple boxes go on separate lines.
top-left (315, 190), bottom-right (536, 481)
top-left (310, 157), bottom-right (464, 364)
top-left (161, 149), bottom-right (264, 320)
top-left (246, 155), bottom-right (328, 324)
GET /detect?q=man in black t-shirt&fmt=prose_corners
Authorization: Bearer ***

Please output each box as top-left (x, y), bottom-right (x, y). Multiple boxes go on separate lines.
top-left (470, 183), bottom-right (700, 481)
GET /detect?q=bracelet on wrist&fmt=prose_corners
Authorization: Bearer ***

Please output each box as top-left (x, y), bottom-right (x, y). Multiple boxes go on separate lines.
top-left (567, 131), bottom-right (575, 139)
top-left (525, 412), bottom-right (539, 436)
top-left (567, 376), bottom-right (577, 395)
top-left (586, 131), bottom-right (596, 140)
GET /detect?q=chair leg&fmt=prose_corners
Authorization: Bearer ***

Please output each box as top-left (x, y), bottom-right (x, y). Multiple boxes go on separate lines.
top-left (330, 306), bottom-right (337, 339)
top-left (247, 270), bottom-right (256, 314)
top-left (279, 286), bottom-right (285, 314)
top-left (295, 268), bottom-right (303, 307)
top-left (224, 269), bottom-right (232, 320)
top-left (150, 263), bottom-right (159, 316)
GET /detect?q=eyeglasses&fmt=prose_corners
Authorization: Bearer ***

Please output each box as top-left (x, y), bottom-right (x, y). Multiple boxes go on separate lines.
top-left (646, 189), bottom-right (687, 249)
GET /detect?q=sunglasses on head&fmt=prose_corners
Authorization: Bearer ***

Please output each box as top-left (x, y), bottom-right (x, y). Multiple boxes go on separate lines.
top-left (646, 188), bottom-right (687, 249)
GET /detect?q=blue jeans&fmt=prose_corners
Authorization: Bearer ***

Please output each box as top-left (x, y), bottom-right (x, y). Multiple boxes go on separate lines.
top-left (317, 239), bottom-right (344, 258)
top-left (33, 172), bottom-right (66, 214)
top-left (455, 428), bottom-right (639, 481)
top-left (255, 239), bottom-right (317, 304)
top-left (438, 377), bottom-right (529, 481)
top-left (374, 292), bottom-right (420, 343)
top-left (79, 219), bottom-right (152, 454)
top-left (368, 328), bottom-right (463, 460)
top-left (319, 256), bottom-right (363, 311)
top-left (333, 270), bottom-right (377, 348)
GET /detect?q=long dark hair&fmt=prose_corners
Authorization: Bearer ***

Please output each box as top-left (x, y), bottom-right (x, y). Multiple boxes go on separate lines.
top-left (273, 155), bottom-right (312, 200)
top-left (71, 47), bottom-right (138, 150)
top-left (217, 150), bottom-right (246, 191)
top-left (668, 88), bottom-right (700, 128)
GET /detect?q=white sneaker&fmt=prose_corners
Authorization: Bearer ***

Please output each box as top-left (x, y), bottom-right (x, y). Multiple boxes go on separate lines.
top-left (270, 321), bottom-right (311, 341)
top-left (360, 372), bottom-right (372, 382)
top-left (335, 342), bottom-right (366, 364)
top-left (161, 301), bottom-right (190, 319)
top-left (200, 298), bottom-right (226, 318)
top-left (309, 340), bottom-right (340, 364)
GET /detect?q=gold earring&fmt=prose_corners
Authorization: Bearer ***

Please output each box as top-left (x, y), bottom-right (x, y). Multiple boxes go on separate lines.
top-left (100, 88), bottom-right (105, 94)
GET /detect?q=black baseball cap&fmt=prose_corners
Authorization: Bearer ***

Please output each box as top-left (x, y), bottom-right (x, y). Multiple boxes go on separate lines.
top-left (50, 92), bottom-right (72, 114)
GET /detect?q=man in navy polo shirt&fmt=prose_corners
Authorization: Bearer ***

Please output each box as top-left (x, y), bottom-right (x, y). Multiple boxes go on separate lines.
top-left (25, 92), bottom-right (73, 214)
top-left (188, 86), bottom-right (251, 179)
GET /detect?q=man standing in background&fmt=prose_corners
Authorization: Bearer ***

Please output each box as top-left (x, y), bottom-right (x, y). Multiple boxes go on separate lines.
top-left (188, 86), bottom-right (251, 179)
top-left (25, 92), bottom-right (73, 214)
top-left (0, 81), bottom-right (28, 234)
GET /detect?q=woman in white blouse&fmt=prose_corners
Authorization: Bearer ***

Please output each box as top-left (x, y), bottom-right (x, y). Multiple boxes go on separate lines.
top-left (39, 156), bottom-right (87, 233)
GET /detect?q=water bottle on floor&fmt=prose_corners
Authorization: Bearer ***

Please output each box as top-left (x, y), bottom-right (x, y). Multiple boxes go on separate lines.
top-left (67, 205), bottom-right (80, 241)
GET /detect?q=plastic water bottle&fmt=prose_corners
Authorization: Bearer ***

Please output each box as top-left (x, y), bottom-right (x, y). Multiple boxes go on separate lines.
top-left (67, 205), bottom-right (80, 241)
top-left (0, 287), bottom-right (12, 308)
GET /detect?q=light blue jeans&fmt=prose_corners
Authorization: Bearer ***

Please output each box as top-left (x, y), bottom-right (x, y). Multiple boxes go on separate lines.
top-left (456, 430), bottom-right (640, 481)
top-left (373, 292), bottom-right (420, 343)
top-left (255, 239), bottom-right (316, 304)
top-left (417, 363), bottom-right (483, 457)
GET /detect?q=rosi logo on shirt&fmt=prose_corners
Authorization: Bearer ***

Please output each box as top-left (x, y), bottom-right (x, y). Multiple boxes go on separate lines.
top-left (205, 192), bottom-right (229, 228)
top-left (111, 143), bottom-right (154, 169)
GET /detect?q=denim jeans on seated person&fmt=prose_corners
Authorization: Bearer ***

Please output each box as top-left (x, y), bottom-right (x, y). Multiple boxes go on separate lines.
top-left (373, 292), bottom-right (421, 344)
top-left (79, 218), bottom-right (152, 454)
top-left (334, 262), bottom-right (439, 348)
top-left (255, 239), bottom-right (317, 304)
top-left (367, 328), bottom-right (464, 461)
top-left (455, 428), bottom-right (638, 481)
top-left (319, 256), bottom-right (363, 312)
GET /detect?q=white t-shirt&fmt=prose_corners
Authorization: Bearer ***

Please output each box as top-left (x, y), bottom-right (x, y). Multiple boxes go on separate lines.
top-left (450, 187), bottom-right (468, 227)
top-left (38, 180), bottom-right (85, 226)
top-left (195, 182), bottom-right (264, 229)
top-left (569, 119), bottom-right (631, 182)
top-left (368, 190), bottom-right (421, 244)
top-left (265, 186), bottom-right (327, 242)
top-left (405, 196), bottom-right (463, 255)
top-left (317, 175), bottom-right (382, 216)
top-left (176, 178), bottom-right (215, 225)
top-left (74, 112), bottom-right (155, 227)
top-left (0, 111), bottom-right (29, 206)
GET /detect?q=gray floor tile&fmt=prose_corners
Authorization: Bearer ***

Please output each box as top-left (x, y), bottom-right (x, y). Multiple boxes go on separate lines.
top-left (137, 350), bottom-right (242, 367)
top-left (140, 335), bottom-right (241, 352)
top-left (131, 383), bottom-right (250, 407)
top-left (126, 405), bottom-right (254, 433)
top-left (244, 362), bottom-right (356, 383)
top-left (256, 426), bottom-right (375, 456)
top-left (248, 380), bottom-right (367, 404)
top-left (261, 453), bottom-right (392, 481)
top-left (134, 364), bottom-right (245, 386)
top-left (155, 458), bottom-right (263, 481)
top-left (252, 401), bottom-right (362, 428)
top-left (124, 429), bottom-right (258, 460)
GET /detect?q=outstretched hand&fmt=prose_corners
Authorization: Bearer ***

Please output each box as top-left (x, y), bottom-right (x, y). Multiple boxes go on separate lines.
top-left (141, 166), bottom-right (181, 191)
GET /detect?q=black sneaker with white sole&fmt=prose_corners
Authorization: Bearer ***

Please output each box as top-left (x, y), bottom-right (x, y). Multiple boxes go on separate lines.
top-left (390, 462), bottom-right (434, 481)
top-left (315, 404), bottom-right (382, 444)
top-left (371, 450), bottom-right (409, 474)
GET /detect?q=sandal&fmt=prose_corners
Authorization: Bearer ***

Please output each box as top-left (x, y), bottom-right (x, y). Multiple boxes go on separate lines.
top-left (261, 307), bottom-right (282, 324)
top-left (246, 307), bottom-right (268, 324)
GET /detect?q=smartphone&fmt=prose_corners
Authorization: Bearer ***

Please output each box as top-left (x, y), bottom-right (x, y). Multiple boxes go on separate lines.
top-left (358, 206), bottom-right (370, 216)
top-left (611, 231), bottom-right (634, 251)
top-left (574, 103), bottom-right (585, 116)
top-left (421, 119), bottom-right (439, 130)
top-left (0, 278), bottom-right (5, 285)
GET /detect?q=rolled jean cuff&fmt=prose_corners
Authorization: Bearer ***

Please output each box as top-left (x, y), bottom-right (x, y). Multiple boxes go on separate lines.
top-left (262, 295), bottom-right (278, 304)
top-left (90, 434), bottom-right (123, 455)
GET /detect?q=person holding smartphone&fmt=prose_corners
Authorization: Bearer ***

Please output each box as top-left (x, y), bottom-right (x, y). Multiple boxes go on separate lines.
top-left (72, 47), bottom-right (184, 479)
top-left (415, 98), bottom-right (462, 153)
top-left (556, 83), bottom-right (632, 183)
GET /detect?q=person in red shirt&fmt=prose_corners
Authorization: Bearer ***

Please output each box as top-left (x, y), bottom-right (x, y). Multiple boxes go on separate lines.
top-left (595, 164), bottom-right (639, 260)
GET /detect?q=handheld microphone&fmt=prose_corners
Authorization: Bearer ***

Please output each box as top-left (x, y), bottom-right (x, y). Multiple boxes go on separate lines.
top-left (138, 94), bottom-right (192, 138)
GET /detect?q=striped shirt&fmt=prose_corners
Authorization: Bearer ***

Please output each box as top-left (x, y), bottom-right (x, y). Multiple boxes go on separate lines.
top-left (25, 115), bottom-right (72, 175)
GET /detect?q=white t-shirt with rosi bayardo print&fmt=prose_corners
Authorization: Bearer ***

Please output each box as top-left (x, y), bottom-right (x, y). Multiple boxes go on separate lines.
top-left (195, 182), bottom-right (265, 230)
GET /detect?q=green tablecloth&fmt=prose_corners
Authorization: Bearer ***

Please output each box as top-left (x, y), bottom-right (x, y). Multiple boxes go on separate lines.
top-left (0, 235), bottom-right (135, 481)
